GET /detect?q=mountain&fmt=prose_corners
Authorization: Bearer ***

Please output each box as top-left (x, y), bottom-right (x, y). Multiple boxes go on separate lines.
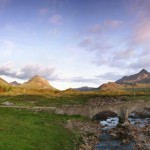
top-left (0, 78), bottom-right (10, 86)
top-left (116, 69), bottom-right (150, 84)
top-left (73, 86), bottom-right (98, 92)
top-left (10, 81), bottom-right (21, 86)
top-left (21, 75), bottom-right (56, 90)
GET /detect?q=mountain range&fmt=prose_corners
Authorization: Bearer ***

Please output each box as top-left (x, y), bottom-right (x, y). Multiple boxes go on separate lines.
top-left (0, 69), bottom-right (150, 91)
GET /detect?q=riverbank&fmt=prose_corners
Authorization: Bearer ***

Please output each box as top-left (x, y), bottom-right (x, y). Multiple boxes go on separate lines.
top-left (66, 108), bottom-right (150, 150)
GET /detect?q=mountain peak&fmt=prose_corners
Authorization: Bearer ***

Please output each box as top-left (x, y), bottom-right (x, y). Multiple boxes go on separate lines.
top-left (30, 75), bottom-right (44, 80)
top-left (22, 75), bottom-right (56, 90)
top-left (116, 69), bottom-right (150, 84)
top-left (139, 69), bottom-right (149, 74)
top-left (10, 81), bottom-right (21, 86)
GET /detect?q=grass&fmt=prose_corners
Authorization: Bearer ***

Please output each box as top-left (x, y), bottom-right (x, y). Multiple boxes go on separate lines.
top-left (0, 90), bottom-right (150, 107)
top-left (0, 108), bottom-right (83, 150)
top-left (0, 94), bottom-right (100, 106)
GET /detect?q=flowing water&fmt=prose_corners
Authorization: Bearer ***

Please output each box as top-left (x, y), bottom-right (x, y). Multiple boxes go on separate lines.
top-left (96, 112), bottom-right (150, 150)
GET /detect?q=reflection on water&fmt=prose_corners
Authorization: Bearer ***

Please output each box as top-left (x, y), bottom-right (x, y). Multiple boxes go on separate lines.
top-left (96, 133), bottom-right (134, 150)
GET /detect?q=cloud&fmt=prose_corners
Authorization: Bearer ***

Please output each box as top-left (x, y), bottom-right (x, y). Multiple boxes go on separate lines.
top-left (113, 49), bottom-right (135, 61)
top-left (68, 77), bottom-right (99, 83)
top-left (49, 14), bottom-right (62, 25)
top-left (78, 38), bottom-right (93, 48)
top-left (0, 62), bottom-right (18, 78)
top-left (77, 14), bottom-right (150, 71)
top-left (0, 62), bottom-right (101, 84)
top-left (129, 51), bottom-right (150, 70)
top-left (39, 8), bottom-right (48, 15)
top-left (132, 18), bottom-right (150, 46)
top-left (104, 19), bottom-right (123, 28)
top-left (89, 24), bottom-right (101, 33)
top-left (54, 76), bottom-right (100, 84)
top-left (97, 72), bottom-right (122, 81)
top-left (0, 63), bottom-right (57, 80)
top-left (88, 19), bottom-right (123, 34)
top-left (127, 0), bottom-right (150, 47)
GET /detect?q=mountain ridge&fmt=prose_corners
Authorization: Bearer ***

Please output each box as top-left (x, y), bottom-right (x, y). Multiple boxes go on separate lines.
top-left (116, 69), bottom-right (150, 84)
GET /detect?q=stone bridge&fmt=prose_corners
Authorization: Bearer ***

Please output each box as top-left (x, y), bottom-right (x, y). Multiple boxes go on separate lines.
top-left (89, 101), bottom-right (150, 123)
top-left (55, 100), bottom-right (150, 123)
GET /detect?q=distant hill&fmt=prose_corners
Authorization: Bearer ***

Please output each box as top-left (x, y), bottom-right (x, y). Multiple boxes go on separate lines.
top-left (10, 81), bottom-right (21, 86)
top-left (116, 69), bottom-right (150, 84)
top-left (21, 75), bottom-right (56, 90)
top-left (73, 86), bottom-right (98, 92)
top-left (99, 82), bottom-right (122, 90)
top-left (0, 77), bottom-right (12, 92)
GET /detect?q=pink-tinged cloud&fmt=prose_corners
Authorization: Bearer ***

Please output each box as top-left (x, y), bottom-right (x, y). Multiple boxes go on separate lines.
top-left (39, 8), bottom-right (48, 15)
top-left (49, 15), bottom-right (62, 25)
top-left (89, 19), bottom-right (123, 34)
top-left (79, 38), bottom-right (93, 47)
top-left (133, 19), bottom-right (150, 44)
top-left (89, 24), bottom-right (101, 33)
top-left (104, 19), bottom-right (123, 28)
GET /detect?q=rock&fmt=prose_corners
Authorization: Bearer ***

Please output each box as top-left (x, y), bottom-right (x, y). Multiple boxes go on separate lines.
top-left (2, 101), bottom-right (14, 106)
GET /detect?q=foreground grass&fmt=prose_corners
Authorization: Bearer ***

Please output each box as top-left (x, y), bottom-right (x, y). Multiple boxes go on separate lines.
top-left (0, 108), bottom-right (82, 150)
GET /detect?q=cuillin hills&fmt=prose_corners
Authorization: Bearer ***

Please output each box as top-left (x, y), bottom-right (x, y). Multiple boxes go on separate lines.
top-left (21, 75), bottom-right (56, 90)
top-left (116, 69), bottom-right (150, 84)
top-left (0, 77), bottom-right (10, 86)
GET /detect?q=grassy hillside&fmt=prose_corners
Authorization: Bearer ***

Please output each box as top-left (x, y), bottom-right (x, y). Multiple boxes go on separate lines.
top-left (0, 108), bottom-right (82, 150)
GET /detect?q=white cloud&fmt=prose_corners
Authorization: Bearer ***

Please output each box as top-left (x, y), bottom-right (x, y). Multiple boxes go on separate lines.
top-left (97, 72), bottom-right (122, 80)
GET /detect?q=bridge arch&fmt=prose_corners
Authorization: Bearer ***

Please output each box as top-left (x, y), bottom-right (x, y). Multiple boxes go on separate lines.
top-left (90, 103), bottom-right (150, 123)
top-left (92, 110), bottom-right (118, 121)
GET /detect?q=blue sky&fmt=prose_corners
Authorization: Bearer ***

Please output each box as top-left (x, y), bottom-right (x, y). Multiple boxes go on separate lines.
top-left (0, 0), bottom-right (150, 90)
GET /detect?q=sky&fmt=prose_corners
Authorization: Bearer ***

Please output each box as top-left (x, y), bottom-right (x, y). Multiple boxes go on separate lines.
top-left (0, 0), bottom-right (150, 90)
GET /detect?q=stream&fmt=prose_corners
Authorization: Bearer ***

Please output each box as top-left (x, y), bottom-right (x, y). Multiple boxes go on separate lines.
top-left (96, 112), bottom-right (150, 150)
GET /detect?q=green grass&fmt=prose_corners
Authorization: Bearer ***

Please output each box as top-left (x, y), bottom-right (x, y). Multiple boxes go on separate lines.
top-left (123, 95), bottom-right (150, 102)
top-left (0, 108), bottom-right (82, 150)
top-left (0, 94), bottom-right (99, 106)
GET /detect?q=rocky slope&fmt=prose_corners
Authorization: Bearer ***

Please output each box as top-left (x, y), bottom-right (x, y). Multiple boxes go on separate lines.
top-left (116, 69), bottom-right (150, 84)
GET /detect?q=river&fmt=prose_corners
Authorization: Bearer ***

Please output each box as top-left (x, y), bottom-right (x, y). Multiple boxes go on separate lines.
top-left (96, 111), bottom-right (150, 150)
